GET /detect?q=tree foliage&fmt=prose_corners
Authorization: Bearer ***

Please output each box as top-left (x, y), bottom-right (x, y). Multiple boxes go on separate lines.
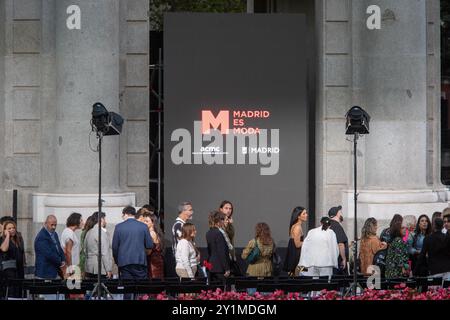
top-left (150, 0), bottom-right (246, 31)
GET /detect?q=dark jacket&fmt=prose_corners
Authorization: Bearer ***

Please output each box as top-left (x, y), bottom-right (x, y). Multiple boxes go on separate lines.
top-left (112, 218), bottom-right (153, 268)
top-left (0, 235), bottom-right (25, 279)
top-left (34, 227), bottom-right (66, 279)
top-left (206, 227), bottom-right (230, 273)
top-left (416, 231), bottom-right (450, 276)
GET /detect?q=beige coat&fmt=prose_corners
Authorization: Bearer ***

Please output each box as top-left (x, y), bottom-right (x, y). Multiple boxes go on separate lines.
top-left (84, 225), bottom-right (113, 275)
top-left (242, 238), bottom-right (273, 277)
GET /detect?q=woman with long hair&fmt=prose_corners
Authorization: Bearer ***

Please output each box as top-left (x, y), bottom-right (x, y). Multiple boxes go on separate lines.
top-left (79, 214), bottom-right (95, 278)
top-left (206, 211), bottom-right (231, 281)
top-left (84, 212), bottom-right (113, 280)
top-left (143, 213), bottom-right (165, 279)
top-left (298, 217), bottom-right (339, 278)
top-left (242, 222), bottom-right (274, 277)
top-left (385, 220), bottom-right (410, 278)
top-left (0, 220), bottom-right (25, 298)
top-left (410, 214), bottom-right (432, 274)
top-left (359, 218), bottom-right (387, 275)
top-left (380, 214), bottom-right (403, 244)
top-left (175, 223), bottom-right (200, 279)
top-left (431, 211), bottom-right (442, 229)
top-left (219, 200), bottom-right (235, 245)
top-left (283, 206), bottom-right (308, 275)
top-left (415, 218), bottom-right (450, 278)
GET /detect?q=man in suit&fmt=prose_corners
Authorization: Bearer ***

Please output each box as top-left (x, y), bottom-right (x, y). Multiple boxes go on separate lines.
top-left (112, 206), bottom-right (153, 287)
top-left (34, 215), bottom-right (66, 279)
top-left (34, 215), bottom-right (66, 300)
top-left (206, 211), bottom-right (230, 282)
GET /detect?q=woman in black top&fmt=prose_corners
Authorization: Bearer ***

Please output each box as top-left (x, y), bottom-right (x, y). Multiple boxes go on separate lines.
top-left (283, 207), bottom-right (308, 276)
top-left (0, 220), bottom-right (25, 298)
top-left (415, 218), bottom-right (450, 277)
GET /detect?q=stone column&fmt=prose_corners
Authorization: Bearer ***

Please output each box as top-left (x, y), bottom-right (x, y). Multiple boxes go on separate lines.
top-left (342, 0), bottom-right (448, 228)
top-left (55, 0), bottom-right (120, 193)
top-left (355, 0), bottom-right (428, 189)
top-left (32, 0), bottom-right (135, 227)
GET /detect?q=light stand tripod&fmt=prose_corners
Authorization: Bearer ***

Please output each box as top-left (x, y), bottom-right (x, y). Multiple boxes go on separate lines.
top-left (343, 106), bottom-right (370, 297)
top-left (90, 132), bottom-right (113, 300)
top-left (90, 102), bottom-right (123, 299)
top-left (344, 132), bottom-right (363, 297)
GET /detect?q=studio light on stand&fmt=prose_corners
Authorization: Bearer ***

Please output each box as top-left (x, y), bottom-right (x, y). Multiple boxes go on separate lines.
top-left (91, 102), bottom-right (123, 299)
top-left (345, 106), bottom-right (370, 296)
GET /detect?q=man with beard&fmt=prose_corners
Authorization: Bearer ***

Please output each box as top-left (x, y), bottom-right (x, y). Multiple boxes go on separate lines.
top-left (328, 206), bottom-right (349, 274)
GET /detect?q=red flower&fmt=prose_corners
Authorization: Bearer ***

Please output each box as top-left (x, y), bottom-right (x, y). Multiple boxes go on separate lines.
top-left (203, 260), bottom-right (213, 270)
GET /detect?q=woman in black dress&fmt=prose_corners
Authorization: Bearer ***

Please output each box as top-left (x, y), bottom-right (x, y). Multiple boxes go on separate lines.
top-left (0, 220), bottom-right (25, 298)
top-left (283, 207), bottom-right (308, 276)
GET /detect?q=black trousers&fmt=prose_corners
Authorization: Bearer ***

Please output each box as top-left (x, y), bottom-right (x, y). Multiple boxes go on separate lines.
top-left (119, 264), bottom-right (148, 280)
top-left (209, 272), bottom-right (225, 281)
top-left (1, 269), bottom-right (24, 299)
top-left (119, 264), bottom-right (148, 300)
top-left (85, 273), bottom-right (108, 281)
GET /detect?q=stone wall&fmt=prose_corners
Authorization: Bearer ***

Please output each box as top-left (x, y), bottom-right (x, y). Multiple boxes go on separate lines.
top-left (0, 0), bottom-right (150, 264)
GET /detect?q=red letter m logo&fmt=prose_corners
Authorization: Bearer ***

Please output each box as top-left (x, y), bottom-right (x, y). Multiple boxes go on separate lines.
top-left (201, 110), bottom-right (229, 134)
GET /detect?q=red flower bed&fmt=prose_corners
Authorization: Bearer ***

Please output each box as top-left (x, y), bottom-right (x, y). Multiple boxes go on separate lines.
top-left (138, 284), bottom-right (450, 300)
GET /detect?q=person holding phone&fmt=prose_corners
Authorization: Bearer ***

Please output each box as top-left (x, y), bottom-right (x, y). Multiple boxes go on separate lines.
top-left (0, 220), bottom-right (25, 298)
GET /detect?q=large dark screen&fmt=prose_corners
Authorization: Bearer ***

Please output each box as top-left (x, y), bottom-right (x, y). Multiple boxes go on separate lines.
top-left (164, 13), bottom-right (308, 247)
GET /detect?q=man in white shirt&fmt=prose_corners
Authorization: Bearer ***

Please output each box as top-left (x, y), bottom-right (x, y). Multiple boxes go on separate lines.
top-left (171, 202), bottom-right (194, 254)
top-left (298, 217), bottom-right (339, 278)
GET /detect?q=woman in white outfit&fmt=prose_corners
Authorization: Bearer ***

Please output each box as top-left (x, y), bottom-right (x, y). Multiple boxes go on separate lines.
top-left (175, 222), bottom-right (200, 278)
top-left (298, 217), bottom-right (339, 278)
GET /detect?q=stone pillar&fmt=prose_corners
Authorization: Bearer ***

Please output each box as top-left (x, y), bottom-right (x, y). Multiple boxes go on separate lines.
top-left (355, 0), bottom-right (428, 189)
top-left (0, 0), bottom-right (150, 265)
top-left (32, 0), bottom-right (136, 227)
top-left (0, 0), bottom-right (6, 215)
top-left (342, 0), bottom-right (448, 229)
top-left (55, 0), bottom-right (120, 193)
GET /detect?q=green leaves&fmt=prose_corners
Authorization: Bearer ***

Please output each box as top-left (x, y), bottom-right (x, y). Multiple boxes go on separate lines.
top-left (150, 0), bottom-right (245, 30)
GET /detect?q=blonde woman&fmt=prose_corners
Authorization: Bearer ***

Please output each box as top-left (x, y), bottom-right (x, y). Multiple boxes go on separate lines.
top-left (359, 218), bottom-right (387, 275)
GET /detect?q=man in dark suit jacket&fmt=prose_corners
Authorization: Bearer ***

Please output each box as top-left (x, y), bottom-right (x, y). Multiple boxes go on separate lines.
top-left (206, 211), bottom-right (230, 282)
top-left (112, 206), bottom-right (153, 282)
top-left (34, 215), bottom-right (66, 279)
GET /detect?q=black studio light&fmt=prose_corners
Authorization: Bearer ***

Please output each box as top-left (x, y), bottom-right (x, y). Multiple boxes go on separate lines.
top-left (90, 102), bottom-right (123, 299)
top-left (345, 106), bottom-right (370, 135)
top-left (92, 102), bottom-right (124, 136)
top-left (345, 106), bottom-right (370, 296)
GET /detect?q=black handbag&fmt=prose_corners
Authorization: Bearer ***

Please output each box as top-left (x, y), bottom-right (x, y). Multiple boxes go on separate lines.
top-left (230, 260), bottom-right (243, 276)
top-left (272, 243), bottom-right (282, 276)
top-left (1, 260), bottom-right (17, 271)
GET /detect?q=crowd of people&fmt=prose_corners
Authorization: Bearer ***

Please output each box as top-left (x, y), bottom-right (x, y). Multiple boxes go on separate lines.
top-left (1, 202), bottom-right (450, 299)
top-left (359, 211), bottom-right (450, 279)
